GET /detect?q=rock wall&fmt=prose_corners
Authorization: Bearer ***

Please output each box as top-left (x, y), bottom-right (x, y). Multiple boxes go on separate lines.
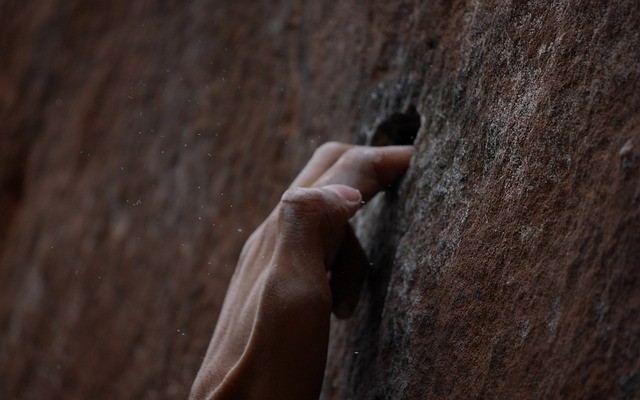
top-left (1, 1), bottom-right (638, 399)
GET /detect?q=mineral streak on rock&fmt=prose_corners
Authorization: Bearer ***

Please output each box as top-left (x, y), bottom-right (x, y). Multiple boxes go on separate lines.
top-left (1, 1), bottom-right (638, 399)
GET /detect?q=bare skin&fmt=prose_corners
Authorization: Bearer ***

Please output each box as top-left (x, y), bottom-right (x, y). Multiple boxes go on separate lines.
top-left (190, 142), bottom-right (414, 399)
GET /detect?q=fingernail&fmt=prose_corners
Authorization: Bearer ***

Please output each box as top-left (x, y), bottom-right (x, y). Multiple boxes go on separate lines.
top-left (324, 184), bottom-right (362, 203)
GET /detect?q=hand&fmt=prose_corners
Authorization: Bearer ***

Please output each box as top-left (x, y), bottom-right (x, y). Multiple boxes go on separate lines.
top-left (190, 142), bottom-right (414, 399)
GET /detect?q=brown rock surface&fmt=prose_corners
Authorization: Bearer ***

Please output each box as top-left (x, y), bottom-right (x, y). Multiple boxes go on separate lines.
top-left (1, 1), bottom-right (638, 399)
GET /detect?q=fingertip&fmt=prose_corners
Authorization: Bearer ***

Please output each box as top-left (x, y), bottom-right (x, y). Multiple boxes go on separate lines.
top-left (380, 145), bottom-right (415, 161)
top-left (323, 184), bottom-right (362, 204)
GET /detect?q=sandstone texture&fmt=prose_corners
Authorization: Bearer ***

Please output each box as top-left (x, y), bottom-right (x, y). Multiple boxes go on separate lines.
top-left (1, 1), bottom-right (638, 399)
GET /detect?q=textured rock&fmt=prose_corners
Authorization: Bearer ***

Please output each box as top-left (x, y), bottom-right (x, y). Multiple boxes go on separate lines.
top-left (1, 1), bottom-right (638, 399)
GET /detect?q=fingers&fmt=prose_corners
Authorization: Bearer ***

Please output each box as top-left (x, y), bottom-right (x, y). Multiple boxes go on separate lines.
top-left (312, 145), bottom-right (414, 201)
top-left (289, 142), bottom-right (352, 189)
top-left (290, 143), bottom-right (414, 202)
top-left (274, 184), bottom-right (363, 274)
top-left (330, 225), bottom-right (367, 319)
top-left (272, 143), bottom-right (414, 319)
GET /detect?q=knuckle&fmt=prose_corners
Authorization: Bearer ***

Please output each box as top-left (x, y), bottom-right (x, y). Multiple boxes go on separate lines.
top-left (339, 147), bottom-right (382, 179)
top-left (281, 187), bottom-right (321, 207)
top-left (264, 269), bottom-right (332, 315)
top-left (314, 141), bottom-right (350, 159)
top-left (279, 188), bottom-right (326, 221)
top-left (340, 146), bottom-right (378, 165)
top-left (279, 187), bottom-right (349, 233)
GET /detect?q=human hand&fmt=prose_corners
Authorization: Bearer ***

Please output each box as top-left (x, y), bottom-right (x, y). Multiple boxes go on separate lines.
top-left (190, 142), bottom-right (414, 399)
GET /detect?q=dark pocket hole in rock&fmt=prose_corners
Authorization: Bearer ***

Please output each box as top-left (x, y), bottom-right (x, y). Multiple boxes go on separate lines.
top-left (371, 105), bottom-right (421, 146)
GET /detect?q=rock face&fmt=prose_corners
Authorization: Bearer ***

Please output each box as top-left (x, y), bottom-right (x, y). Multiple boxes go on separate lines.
top-left (1, 1), bottom-right (638, 399)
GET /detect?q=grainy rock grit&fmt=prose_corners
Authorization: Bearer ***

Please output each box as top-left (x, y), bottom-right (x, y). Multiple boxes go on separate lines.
top-left (0, 1), bottom-right (638, 399)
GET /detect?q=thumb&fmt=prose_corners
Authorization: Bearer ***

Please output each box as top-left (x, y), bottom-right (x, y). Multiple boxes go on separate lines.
top-left (274, 184), bottom-right (362, 270)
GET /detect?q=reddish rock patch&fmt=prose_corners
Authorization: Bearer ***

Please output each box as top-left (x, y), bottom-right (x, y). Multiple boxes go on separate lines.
top-left (1, 1), bottom-right (638, 399)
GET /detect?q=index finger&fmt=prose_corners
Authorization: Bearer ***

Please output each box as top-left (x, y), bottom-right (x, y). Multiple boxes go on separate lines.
top-left (289, 142), bottom-right (352, 189)
top-left (311, 145), bottom-right (414, 201)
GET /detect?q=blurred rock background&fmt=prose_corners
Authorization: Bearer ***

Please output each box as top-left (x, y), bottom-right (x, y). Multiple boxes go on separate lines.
top-left (1, 1), bottom-right (638, 399)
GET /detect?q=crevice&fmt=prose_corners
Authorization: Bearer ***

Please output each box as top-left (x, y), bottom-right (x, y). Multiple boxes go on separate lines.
top-left (371, 105), bottom-right (421, 146)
